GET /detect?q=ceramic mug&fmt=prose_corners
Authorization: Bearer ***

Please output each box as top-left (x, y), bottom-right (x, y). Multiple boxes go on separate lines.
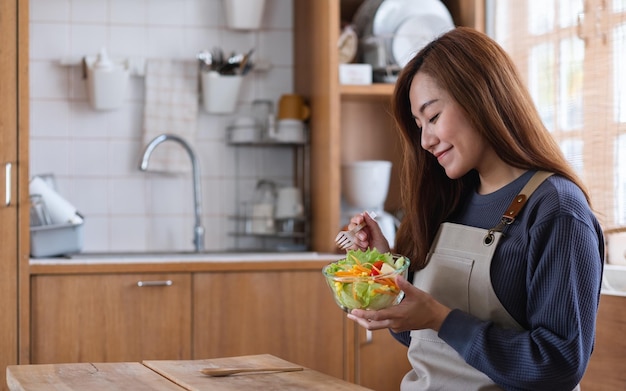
top-left (278, 94), bottom-right (310, 121)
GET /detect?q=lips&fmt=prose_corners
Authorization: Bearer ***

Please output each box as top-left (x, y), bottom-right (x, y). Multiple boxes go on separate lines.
top-left (433, 147), bottom-right (451, 162)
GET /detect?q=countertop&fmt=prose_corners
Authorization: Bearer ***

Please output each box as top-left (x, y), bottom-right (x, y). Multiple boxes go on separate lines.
top-left (29, 251), bottom-right (342, 274)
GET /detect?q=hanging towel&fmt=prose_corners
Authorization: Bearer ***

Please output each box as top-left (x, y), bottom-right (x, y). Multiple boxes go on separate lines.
top-left (142, 59), bottom-right (199, 173)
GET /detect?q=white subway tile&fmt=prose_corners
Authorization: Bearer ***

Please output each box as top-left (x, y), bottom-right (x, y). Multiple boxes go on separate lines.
top-left (72, 177), bottom-right (109, 214)
top-left (71, 139), bottom-right (110, 176)
top-left (109, 25), bottom-right (148, 58)
top-left (71, 0), bottom-right (108, 23)
top-left (70, 24), bottom-right (108, 58)
top-left (147, 0), bottom-right (186, 26)
top-left (31, 0), bottom-right (71, 22)
top-left (82, 215), bottom-right (111, 252)
top-left (110, 0), bottom-right (148, 25)
top-left (30, 101), bottom-right (71, 138)
top-left (109, 178), bottom-right (147, 214)
top-left (30, 23), bottom-right (71, 60)
top-left (110, 216), bottom-right (149, 251)
top-left (29, 139), bottom-right (71, 177)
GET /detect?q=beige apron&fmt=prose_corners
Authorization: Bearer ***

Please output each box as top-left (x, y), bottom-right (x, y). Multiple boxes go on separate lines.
top-left (401, 172), bottom-right (579, 390)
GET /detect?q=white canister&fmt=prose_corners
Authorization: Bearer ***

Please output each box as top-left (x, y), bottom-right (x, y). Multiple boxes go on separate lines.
top-left (251, 203), bottom-right (275, 234)
top-left (85, 48), bottom-right (129, 111)
top-left (275, 187), bottom-right (304, 219)
top-left (224, 0), bottom-right (266, 30)
top-left (201, 71), bottom-right (243, 114)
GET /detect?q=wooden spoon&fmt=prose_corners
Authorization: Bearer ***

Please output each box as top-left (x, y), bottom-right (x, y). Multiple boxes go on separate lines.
top-left (201, 366), bottom-right (304, 377)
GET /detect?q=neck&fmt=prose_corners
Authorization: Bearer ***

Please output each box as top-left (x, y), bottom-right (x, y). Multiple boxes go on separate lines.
top-left (477, 164), bottom-right (527, 195)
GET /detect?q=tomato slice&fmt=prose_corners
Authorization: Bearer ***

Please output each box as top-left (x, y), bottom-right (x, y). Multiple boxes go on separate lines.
top-left (370, 261), bottom-right (385, 276)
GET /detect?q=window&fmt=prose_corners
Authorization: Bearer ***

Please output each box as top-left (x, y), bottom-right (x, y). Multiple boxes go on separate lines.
top-left (489, 0), bottom-right (626, 230)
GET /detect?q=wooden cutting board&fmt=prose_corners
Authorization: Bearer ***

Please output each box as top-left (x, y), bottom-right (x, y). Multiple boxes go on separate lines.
top-left (143, 354), bottom-right (374, 391)
top-left (6, 362), bottom-right (185, 391)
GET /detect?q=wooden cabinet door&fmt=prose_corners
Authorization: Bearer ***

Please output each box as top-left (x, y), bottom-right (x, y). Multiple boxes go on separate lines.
top-left (193, 270), bottom-right (346, 379)
top-left (1, 0), bottom-right (27, 389)
top-left (30, 273), bottom-right (192, 363)
top-left (355, 327), bottom-right (412, 391)
top-left (581, 295), bottom-right (626, 390)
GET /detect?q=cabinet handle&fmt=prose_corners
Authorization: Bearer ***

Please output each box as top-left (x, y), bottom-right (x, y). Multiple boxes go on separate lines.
top-left (136, 280), bottom-right (173, 287)
top-left (5, 163), bottom-right (11, 206)
top-left (364, 329), bottom-right (373, 345)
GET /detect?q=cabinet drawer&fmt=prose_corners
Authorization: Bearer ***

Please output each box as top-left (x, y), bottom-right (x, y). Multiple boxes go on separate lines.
top-left (31, 273), bottom-right (192, 364)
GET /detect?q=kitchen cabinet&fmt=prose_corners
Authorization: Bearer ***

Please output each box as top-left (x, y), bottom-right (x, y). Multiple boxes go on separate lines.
top-left (293, 0), bottom-right (485, 253)
top-left (580, 294), bottom-right (626, 390)
top-left (27, 257), bottom-right (411, 388)
top-left (30, 273), bottom-right (192, 363)
top-left (192, 269), bottom-right (345, 379)
top-left (1, 0), bottom-right (29, 390)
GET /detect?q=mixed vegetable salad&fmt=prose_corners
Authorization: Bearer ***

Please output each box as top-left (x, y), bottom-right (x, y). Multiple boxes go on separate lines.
top-left (323, 248), bottom-right (409, 311)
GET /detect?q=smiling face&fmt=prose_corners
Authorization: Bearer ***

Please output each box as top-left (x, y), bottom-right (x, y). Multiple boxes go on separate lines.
top-left (409, 72), bottom-right (495, 180)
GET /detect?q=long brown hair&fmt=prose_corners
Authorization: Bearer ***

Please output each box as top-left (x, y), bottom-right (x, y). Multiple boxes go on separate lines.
top-left (392, 27), bottom-right (589, 271)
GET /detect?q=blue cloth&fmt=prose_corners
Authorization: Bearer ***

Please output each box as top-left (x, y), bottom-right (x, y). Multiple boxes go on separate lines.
top-left (392, 171), bottom-right (604, 390)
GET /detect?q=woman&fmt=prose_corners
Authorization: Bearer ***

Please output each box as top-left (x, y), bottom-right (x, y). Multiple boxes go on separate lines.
top-left (344, 27), bottom-right (604, 390)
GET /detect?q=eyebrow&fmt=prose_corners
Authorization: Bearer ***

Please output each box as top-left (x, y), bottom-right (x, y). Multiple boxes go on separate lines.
top-left (419, 99), bottom-right (438, 114)
top-left (411, 99), bottom-right (439, 120)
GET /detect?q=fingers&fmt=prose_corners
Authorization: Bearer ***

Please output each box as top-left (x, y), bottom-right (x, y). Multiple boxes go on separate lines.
top-left (346, 312), bottom-right (390, 330)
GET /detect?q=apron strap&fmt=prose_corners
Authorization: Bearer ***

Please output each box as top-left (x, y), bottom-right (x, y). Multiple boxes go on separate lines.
top-left (484, 171), bottom-right (554, 245)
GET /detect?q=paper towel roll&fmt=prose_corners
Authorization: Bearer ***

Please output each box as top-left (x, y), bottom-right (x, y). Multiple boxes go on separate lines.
top-left (29, 176), bottom-right (83, 225)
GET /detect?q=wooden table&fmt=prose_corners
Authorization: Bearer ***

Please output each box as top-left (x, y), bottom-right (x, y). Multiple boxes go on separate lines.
top-left (7, 354), bottom-right (373, 391)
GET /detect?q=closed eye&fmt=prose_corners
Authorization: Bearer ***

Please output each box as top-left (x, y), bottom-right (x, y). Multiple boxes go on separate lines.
top-left (429, 113), bottom-right (440, 124)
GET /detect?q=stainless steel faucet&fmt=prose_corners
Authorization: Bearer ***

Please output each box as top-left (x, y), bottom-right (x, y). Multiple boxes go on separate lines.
top-left (139, 134), bottom-right (205, 252)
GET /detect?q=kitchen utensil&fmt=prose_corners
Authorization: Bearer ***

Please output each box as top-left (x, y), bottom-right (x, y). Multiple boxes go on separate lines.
top-left (200, 366), bottom-right (303, 377)
top-left (277, 94), bottom-right (310, 121)
top-left (335, 211), bottom-right (377, 250)
top-left (238, 48), bottom-right (254, 75)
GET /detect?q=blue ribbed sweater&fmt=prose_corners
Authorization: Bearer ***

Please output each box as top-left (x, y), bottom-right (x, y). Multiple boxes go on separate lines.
top-left (392, 171), bottom-right (605, 391)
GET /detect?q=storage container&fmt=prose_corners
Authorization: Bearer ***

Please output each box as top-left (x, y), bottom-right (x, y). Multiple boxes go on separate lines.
top-left (30, 222), bottom-right (84, 258)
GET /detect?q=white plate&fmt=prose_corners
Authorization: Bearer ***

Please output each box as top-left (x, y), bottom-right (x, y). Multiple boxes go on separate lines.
top-left (372, 0), bottom-right (454, 67)
top-left (392, 12), bottom-right (454, 67)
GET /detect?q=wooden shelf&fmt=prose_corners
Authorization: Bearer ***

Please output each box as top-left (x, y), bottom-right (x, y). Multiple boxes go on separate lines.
top-left (340, 83), bottom-right (395, 99)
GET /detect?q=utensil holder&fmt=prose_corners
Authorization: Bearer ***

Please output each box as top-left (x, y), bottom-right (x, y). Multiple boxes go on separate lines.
top-left (224, 0), bottom-right (266, 30)
top-left (201, 71), bottom-right (243, 114)
top-left (85, 56), bottom-right (130, 111)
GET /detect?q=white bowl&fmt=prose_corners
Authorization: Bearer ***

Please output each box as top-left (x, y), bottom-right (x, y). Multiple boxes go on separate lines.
top-left (229, 125), bottom-right (261, 143)
top-left (275, 119), bottom-right (306, 143)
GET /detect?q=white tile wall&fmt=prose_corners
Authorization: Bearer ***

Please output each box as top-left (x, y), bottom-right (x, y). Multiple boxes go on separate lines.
top-left (29, 0), bottom-right (297, 253)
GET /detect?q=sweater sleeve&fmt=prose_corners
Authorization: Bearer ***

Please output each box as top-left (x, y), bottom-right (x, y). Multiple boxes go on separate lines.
top-left (438, 215), bottom-right (603, 391)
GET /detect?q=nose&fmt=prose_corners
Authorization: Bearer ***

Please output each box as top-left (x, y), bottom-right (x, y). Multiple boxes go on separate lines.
top-left (420, 125), bottom-right (438, 152)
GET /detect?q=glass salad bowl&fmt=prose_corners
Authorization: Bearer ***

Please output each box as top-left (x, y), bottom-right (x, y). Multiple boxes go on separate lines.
top-left (322, 249), bottom-right (410, 312)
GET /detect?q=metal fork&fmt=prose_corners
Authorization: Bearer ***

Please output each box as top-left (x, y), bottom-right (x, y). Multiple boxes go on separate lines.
top-left (335, 212), bottom-right (376, 250)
